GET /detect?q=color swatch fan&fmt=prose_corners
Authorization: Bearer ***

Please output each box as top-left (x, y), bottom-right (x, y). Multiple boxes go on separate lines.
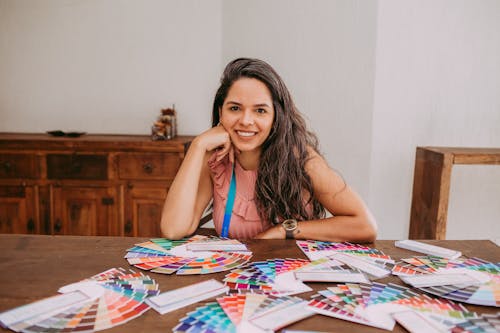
top-left (296, 240), bottom-right (394, 279)
top-left (223, 258), bottom-right (312, 295)
top-left (125, 235), bottom-right (252, 275)
top-left (0, 268), bottom-right (159, 332)
top-left (173, 293), bottom-right (313, 333)
top-left (392, 256), bottom-right (500, 307)
top-left (307, 282), bottom-right (477, 331)
top-left (296, 240), bottom-right (394, 263)
top-left (448, 312), bottom-right (500, 333)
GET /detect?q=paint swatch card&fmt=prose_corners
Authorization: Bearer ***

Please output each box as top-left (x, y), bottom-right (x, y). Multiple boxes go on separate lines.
top-left (125, 235), bottom-right (252, 275)
top-left (146, 279), bottom-right (228, 314)
top-left (392, 255), bottom-right (500, 307)
top-left (448, 312), bottom-right (500, 333)
top-left (173, 293), bottom-right (311, 333)
top-left (0, 268), bottom-right (159, 333)
top-left (296, 240), bottom-right (394, 263)
top-left (223, 258), bottom-right (312, 295)
top-left (307, 282), bottom-right (477, 332)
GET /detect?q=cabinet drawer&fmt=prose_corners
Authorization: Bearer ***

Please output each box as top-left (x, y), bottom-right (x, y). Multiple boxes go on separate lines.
top-left (0, 154), bottom-right (39, 179)
top-left (118, 153), bottom-right (181, 180)
top-left (47, 154), bottom-right (108, 180)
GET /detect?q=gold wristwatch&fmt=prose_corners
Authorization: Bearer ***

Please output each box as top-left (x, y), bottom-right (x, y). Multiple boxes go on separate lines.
top-left (282, 219), bottom-right (298, 239)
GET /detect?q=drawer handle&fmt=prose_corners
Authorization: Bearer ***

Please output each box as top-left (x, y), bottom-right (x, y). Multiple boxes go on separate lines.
top-left (1, 161), bottom-right (13, 173)
top-left (101, 197), bottom-right (114, 205)
top-left (125, 220), bottom-right (132, 234)
top-left (54, 219), bottom-right (62, 233)
top-left (27, 218), bottom-right (35, 232)
top-left (143, 162), bottom-right (154, 174)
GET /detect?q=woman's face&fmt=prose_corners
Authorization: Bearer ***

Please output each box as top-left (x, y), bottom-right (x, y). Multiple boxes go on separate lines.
top-left (220, 78), bottom-right (275, 154)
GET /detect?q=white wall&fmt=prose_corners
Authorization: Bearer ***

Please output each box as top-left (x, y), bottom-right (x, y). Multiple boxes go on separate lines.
top-left (0, 0), bottom-right (222, 135)
top-left (370, 0), bottom-right (500, 239)
top-left (1, 0), bottom-right (499, 240)
top-left (222, 0), bottom-right (378, 200)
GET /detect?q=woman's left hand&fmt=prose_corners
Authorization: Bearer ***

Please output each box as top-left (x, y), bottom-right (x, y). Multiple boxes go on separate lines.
top-left (254, 225), bottom-right (285, 239)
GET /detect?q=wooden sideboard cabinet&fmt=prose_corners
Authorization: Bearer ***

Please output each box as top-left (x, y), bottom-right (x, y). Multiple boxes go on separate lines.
top-left (0, 133), bottom-right (193, 237)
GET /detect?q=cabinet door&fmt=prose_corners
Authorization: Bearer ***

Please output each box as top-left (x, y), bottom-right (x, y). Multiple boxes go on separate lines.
top-left (124, 185), bottom-right (167, 237)
top-left (0, 186), bottom-right (38, 234)
top-left (51, 186), bottom-right (119, 236)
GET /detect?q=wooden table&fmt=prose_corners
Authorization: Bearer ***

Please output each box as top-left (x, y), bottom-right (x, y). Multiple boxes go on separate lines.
top-left (0, 234), bottom-right (498, 332)
top-left (409, 146), bottom-right (500, 239)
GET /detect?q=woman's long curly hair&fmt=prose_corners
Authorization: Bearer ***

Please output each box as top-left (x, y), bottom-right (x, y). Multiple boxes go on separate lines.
top-left (211, 58), bottom-right (326, 224)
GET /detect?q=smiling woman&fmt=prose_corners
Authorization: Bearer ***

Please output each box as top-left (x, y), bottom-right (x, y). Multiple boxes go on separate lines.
top-left (160, 58), bottom-right (377, 242)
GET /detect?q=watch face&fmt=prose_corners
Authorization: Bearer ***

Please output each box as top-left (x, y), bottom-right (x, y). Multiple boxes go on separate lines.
top-left (282, 219), bottom-right (297, 231)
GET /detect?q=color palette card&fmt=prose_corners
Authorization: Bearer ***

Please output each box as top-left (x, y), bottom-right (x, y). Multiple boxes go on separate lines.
top-left (393, 256), bottom-right (500, 307)
top-left (223, 258), bottom-right (312, 295)
top-left (296, 240), bottom-right (394, 263)
top-left (146, 279), bottom-right (228, 314)
top-left (125, 235), bottom-right (252, 275)
top-left (306, 282), bottom-right (477, 331)
top-left (0, 268), bottom-right (159, 333)
top-left (448, 312), bottom-right (500, 333)
top-left (173, 293), bottom-right (312, 333)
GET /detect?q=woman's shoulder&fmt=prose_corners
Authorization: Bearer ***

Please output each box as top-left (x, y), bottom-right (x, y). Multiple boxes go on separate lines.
top-left (305, 146), bottom-right (327, 171)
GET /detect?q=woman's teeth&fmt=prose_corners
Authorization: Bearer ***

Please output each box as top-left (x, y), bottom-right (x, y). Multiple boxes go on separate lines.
top-left (237, 131), bottom-right (256, 137)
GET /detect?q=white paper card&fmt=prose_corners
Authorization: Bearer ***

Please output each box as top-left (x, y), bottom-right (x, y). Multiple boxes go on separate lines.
top-left (395, 240), bottom-right (461, 259)
top-left (272, 271), bottom-right (312, 295)
top-left (294, 271), bottom-right (370, 283)
top-left (400, 273), bottom-right (481, 288)
top-left (392, 310), bottom-right (447, 333)
top-left (146, 279), bottom-right (228, 314)
top-left (330, 253), bottom-right (391, 279)
top-left (249, 300), bottom-right (314, 331)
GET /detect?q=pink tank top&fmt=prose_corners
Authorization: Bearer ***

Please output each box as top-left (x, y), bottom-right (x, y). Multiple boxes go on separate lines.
top-left (208, 154), bottom-right (272, 239)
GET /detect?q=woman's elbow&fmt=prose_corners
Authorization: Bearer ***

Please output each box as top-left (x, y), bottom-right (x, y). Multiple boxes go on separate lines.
top-left (361, 216), bottom-right (378, 243)
top-left (161, 226), bottom-right (185, 240)
top-left (160, 217), bottom-right (183, 240)
top-left (362, 225), bottom-right (377, 243)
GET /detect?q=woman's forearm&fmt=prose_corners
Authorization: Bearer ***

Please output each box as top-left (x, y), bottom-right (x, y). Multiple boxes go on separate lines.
top-left (160, 138), bottom-right (209, 239)
top-left (256, 215), bottom-right (377, 243)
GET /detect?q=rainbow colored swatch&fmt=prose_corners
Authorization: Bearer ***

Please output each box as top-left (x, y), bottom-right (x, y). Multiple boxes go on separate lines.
top-left (307, 282), bottom-right (477, 331)
top-left (392, 256), bottom-right (500, 307)
top-left (173, 293), bottom-right (311, 333)
top-left (125, 235), bottom-right (252, 275)
top-left (296, 240), bottom-right (394, 263)
top-left (224, 258), bottom-right (312, 295)
top-left (0, 268), bottom-right (159, 332)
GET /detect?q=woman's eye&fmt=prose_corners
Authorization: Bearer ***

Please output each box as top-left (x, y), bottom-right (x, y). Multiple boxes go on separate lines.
top-left (229, 106), bottom-right (239, 111)
top-left (256, 108), bottom-right (267, 114)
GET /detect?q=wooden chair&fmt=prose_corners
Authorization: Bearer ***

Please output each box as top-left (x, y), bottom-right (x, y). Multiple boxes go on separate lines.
top-left (409, 146), bottom-right (500, 239)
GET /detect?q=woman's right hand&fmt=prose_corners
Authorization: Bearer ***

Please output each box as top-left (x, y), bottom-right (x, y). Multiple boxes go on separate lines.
top-left (195, 125), bottom-right (235, 163)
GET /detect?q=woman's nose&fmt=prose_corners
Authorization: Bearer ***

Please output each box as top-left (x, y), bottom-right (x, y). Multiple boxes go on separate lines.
top-left (240, 110), bottom-right (255, 125)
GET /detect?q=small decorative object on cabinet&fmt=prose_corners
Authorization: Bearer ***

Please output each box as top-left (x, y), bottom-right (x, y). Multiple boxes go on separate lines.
top-left (151, 105), bottom-right (177, 140)
top-left (0, 133), bottom-right (193, 237)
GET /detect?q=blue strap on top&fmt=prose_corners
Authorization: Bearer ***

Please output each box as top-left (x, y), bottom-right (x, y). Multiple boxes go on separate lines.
top-left (221, 164), bottom-right (236, 238)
